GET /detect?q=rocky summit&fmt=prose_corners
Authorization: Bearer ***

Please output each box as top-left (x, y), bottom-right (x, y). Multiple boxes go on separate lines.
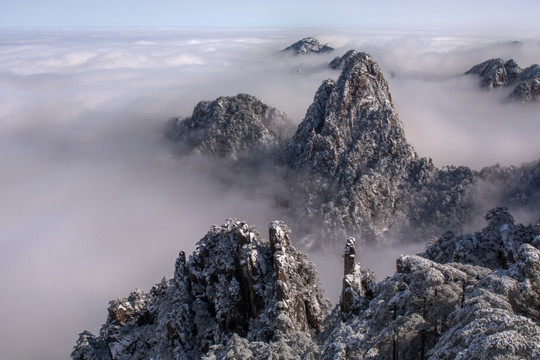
top-left (165, 50), bottom-right (540, 247)
top-left (465, 58), bottom-right (540, 103)
top-left (165, 94), bottom-right (292, 159)
top-left (72, 220), bottom-right (332, 360)
top-left (280, 51), bottom-right (475, 244)
top-left (325, 207), bottom-right (540, 360)
top-left (328, 49), bottom-right (359, 70)
top-left (72, 208), bottom-right (540, 359)
top-left (281, 37), bottom-right (334, 55)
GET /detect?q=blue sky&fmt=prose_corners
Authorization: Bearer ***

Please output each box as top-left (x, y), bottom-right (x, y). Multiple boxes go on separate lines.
top-left (2, 0), bottom-right (540, 35)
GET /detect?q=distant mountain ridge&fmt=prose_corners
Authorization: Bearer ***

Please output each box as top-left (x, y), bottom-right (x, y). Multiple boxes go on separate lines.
top-left (282, 37), bottom-right (334, 55)
top-left (465, 58), bottom-right (540, 103)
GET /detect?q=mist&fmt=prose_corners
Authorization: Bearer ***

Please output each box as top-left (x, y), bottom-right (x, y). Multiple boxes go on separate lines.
top-left (1, 27), bottom-right (540, 359)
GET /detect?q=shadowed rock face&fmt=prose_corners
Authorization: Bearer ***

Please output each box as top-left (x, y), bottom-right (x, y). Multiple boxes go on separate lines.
top-left (465, 58), bottom-right (522, 88)
top-left (71, 220), bottom-right (331, 360)
top-left (328, 49), bottom-right (359, 70)
top-left (72, 209), bottom-right (540, 359)
top-left (282, 37), bottom-right (334, 55)
top-left (165, 93), bottom-right (292, 159)
top-left (323, 207), bottom-right (540, 360)
top-left (280, 52), bottom-right (476, 244)
top-left (465, 58), bottom-right (540, 103)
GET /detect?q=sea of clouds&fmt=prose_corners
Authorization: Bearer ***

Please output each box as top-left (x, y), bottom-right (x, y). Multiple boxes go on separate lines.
top-left (1, 27), bottom-right (539, 359)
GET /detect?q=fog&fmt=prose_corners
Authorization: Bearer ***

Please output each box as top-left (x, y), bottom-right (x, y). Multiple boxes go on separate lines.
top-left (1, 27), bottom-right (539, 359)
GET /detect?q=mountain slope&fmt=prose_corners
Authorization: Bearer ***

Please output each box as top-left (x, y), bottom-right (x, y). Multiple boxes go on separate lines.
top-left (165, 93), bottom-right (292, 159)
top-left (72, 220), bottom-right (331, 360)
top-left (72, 208), bottom-right (540, 359)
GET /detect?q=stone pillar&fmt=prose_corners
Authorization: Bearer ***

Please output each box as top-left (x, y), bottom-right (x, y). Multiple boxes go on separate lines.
top-left (344, 237), bottom-right (356, 275)
top-left (341, 237), bottom-right (358, 314)
top-left (269, 221), bottom-right (290, 296)
top-left (174, 251), bottom-right (187, 286)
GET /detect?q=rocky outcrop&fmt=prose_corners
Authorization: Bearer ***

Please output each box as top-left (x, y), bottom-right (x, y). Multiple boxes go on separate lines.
top-left (340, 237), bottom-right (376, 316)
top-left (72, 220), bottom-right (331, 360)
top-left (280, 51), bottom-right (474, 244)
top-left (465, 58), bottom-right (522, 88)
top-left (465, 58), bottom-right (540, 103)
top-left (73, 209), bottom-right (540, 359)
top-left (282, 37), bottom-right (334, 55)
top-left (162, 51), bottom-right (539, 248)
top-left (328, 49), bottom-right (358, 70)
top-left (424, 207), bottom-right (539, 269)
top-left (510, 76), bottom-right (540, 103)
top-left (322, 208), bottom-right (540, 359)
top-left (165, 93), bottom-right (292, 159)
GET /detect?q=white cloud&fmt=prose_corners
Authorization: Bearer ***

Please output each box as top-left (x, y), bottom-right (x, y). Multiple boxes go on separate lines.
top-left (1, 27), bottom-right (540, 359)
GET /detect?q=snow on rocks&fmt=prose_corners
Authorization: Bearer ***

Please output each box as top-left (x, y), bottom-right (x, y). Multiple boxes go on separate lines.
top-left (72, 209), bottom-right (540, 359)
top-left (72, 219), bottom-right (331, 359)
top-left (465, 58), bottom-right (540, 103)
top-left (165, 93), bottom-right (292, 159)
top-left (281, 37), bottom-right (334, 55)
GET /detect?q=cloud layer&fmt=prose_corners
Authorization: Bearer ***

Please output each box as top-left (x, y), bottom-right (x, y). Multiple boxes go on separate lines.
top-left (1, 27), bottom-right (539, 359)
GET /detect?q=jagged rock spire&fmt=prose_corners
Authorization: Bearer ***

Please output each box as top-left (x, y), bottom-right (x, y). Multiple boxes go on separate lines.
top-left (283, 51), bottom-right (415, 184)
top-left (340, 237), bottom-right (376, 317)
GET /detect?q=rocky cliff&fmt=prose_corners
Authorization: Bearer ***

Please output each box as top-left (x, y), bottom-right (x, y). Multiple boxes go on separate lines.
top-left (72, 220), bottom-right (331, 360)
top-left (73, 208), bottom-right (540, 359)
top-left (322, 207), bottom-right (540, 359)
top-left (282, 37), bottom-right (334, 55)
top-left (465, 58), bottom-right (540, 103)
top-left (165, 94), bottom-right (292, 159)
top-left (280, 51), bottom-right (478, 245)
top-left (165, 51), bottom-right (540, 247)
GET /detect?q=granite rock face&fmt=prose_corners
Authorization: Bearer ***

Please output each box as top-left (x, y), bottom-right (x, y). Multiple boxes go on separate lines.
top-left (321, 207), bottom-right (540, 359)
top-left (465, 58), bottom-right (522, 88)
top-left (163, 50), bottom-right (540, 248)
top-left (282, 37), bottom-right (334, 55)
top-left (466, 58), bottom-right (540, 103)
top-left (281, 51), bottom-right (475, 244)
top-left (72, 220), bottom-right (331, 360)
top-left (73, 209), bottom-right (540, 359)
top-left (165, 94), bottom-right (292, 159)
top-left (328, 49), bottom-right (359, 70)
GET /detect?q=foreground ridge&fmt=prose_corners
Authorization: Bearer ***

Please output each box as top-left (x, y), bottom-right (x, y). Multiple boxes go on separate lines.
top-left (73, 208), bottom-right (540, 359)
top-left (72, 220), bottom-right (331, 360)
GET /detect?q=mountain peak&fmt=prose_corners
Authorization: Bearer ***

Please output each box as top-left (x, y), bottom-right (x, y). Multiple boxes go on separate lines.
top-left (466, 58), bottom-right (540, 102)
top-left (165, 93), bottom-right (292, 159)
top-left (283, 51), bottom-right (414, 181)
top-left (282, 37), bottom-right (334, 55)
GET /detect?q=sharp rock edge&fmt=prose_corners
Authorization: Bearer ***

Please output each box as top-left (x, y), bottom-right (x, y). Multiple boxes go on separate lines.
top-left (465, 58), bottom-right (540, 103)
top-left (72, 208), bottom-right (540, 359)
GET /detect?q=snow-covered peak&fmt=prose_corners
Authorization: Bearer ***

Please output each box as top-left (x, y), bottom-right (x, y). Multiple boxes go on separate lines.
top-left (282, 37), bottom-right (334, 55)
